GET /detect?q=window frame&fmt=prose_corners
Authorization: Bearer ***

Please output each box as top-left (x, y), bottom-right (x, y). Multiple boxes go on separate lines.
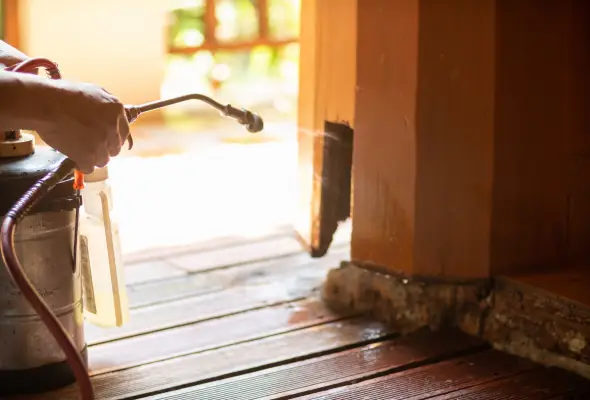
top-left (167, 0), bottom-right (299, 55)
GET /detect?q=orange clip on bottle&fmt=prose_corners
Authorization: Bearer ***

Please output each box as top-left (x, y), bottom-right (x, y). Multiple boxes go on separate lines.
top-left (74, 170), bottom-right (85, 190)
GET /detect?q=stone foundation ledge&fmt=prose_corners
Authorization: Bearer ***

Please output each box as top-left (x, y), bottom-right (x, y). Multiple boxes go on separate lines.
top-left (321, 262), bottom-right (590, 380)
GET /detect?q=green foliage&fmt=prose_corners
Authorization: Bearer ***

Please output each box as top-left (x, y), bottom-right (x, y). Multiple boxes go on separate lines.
top-left (168, 5), bottom-right (206, 48)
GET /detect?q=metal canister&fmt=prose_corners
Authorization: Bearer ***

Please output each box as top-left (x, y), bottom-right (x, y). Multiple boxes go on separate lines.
top-left (0, 143), bottom-right (86, 396)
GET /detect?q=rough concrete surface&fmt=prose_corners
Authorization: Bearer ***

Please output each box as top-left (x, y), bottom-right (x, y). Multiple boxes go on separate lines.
top-left (321, 262), bottom-right (590, 380)
top-left (322, 262), bottom-right (491, 334)
top-left (482, 278), bottom-right (590, 380)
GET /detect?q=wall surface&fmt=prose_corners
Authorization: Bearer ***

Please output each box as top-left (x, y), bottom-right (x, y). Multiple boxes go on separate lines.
top-left (17, 0), bottom-right (170, 105)
top-left (350, 0), bottom-right (590, 279)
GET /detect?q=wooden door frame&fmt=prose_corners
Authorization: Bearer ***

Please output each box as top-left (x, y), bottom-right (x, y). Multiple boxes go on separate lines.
top-left (295, 0), bottom-right (357, 256)
top-left (2, 0), bottom-right (20, 47)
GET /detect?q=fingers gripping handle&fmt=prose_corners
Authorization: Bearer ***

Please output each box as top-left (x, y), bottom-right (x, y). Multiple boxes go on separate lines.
top-left (72, 108), bottom-right (136, 190)
top-left (3, 58), bottom-right (134, 192)
top-left (124, 105), bottom-right (140, 124)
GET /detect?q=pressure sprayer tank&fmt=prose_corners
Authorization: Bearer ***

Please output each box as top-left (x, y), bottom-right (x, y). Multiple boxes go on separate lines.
top-left (0, 131), bottom-right (86, 395)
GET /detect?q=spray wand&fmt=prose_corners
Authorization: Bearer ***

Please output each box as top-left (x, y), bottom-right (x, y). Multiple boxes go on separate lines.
top-left (0, 57), bottom-right (263, 400)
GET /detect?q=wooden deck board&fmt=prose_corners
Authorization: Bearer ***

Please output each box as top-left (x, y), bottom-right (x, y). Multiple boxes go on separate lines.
top-left (34, 318), bottom-right (391, 400)
top-left (8, 234), bottom-right (590, 400)
top-left (151, 330), bottom-right (488, 400)
top-left (166, 236), bottom-right (306, 273)
top-left (293, 350), bottom-right (539, 400)
top-left (428, 367), bottom-right (590, 399)
top-left (125, 243), bottom-right (348, 308)
top-left (123, 259), bottom-right (187, 286)
top-left (89, 297), bottom-right (346, 375)
top-left (86, 246), bottom-right (347, 345)
top-left (122, 225), bottom-right (293, 265)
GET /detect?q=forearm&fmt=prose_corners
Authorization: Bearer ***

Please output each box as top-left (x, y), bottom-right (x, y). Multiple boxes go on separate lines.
top-left (0, 41), bottom-right (28, 67)
top-left (0, 70), bottom-right (56, 131)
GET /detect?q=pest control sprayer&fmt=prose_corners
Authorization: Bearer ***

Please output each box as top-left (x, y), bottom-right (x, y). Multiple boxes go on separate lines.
top-left (0, 58), bottom-right (263, 399)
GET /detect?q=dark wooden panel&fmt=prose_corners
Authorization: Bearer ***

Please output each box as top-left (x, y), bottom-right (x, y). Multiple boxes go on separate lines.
top-left (88, 298), bottom-right (350, 375)
top-left (295, 122), bottom-right (354, 258)
top-left (429, 367), bottom-right (590, 399)
top-left (294, 349), bottom-right (537, 399)
top-left (126, 244), bottom-right (349, 309)
top-left (86, 247), bottom-right (345, 344)
top-left (153, 329), bottom-right (486, 400)
top-left (490, 0), bottom-right (580, 274)
top-left (31, 318), bottom-right (391, 400)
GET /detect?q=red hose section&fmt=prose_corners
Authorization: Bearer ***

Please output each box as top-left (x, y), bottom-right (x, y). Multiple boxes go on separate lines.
top-left (2, 58), bottom-right (95, 399)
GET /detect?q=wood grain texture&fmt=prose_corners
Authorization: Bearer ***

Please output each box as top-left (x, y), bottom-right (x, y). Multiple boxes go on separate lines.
top-left (413, 0), bottom-right (496, 279)
top-left (350, 0), bottom-right (419, 275)
top-left (295, 0), bottom-right (357, 256)
top-left (123, 259), bottom-right (186, 286)
top-left (125, 244), bottom-right (349, 309)
top-left (153, 329), bottom-right (486, 399)
top-left (86, 247), bottom-right (346, 345)
top-left (87, 282), bottom-right (304, 346)
top-left (9, 116), bottom-right (590, 400)
top-left (295, 350), bottom-right (538, 400)
top-left (490, 0), bottom-right (590, 274)
top-left (166, 236), bottom-right (305, 272)
top-left (122, 225), bottom-right (292, 264)
top-left (351, 0), bottom-right (496, 279)
top-left (350, 0), bottom-right (590, 279)
top-left (31, 318), bottom-right (391, 400)
top-left (429, 367), bottom-right (590, 399)
top-left (88, 298), bottom-right (350, 375)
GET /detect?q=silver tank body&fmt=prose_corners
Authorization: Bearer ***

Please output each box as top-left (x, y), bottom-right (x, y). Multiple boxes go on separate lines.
top-left (0, 209), bottom-right (84, 370)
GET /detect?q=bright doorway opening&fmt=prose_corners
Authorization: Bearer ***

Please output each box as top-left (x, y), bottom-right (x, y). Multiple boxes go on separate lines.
top-left (108, 0), bottom-right (302, 256)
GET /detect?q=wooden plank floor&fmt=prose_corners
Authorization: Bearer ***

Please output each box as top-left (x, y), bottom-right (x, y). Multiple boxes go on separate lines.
top-left (14, 230), bottom-right (590, 400)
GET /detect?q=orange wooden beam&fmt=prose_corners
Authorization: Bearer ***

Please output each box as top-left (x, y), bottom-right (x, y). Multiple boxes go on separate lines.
top-left (3, 0), bottom-right (20, 47)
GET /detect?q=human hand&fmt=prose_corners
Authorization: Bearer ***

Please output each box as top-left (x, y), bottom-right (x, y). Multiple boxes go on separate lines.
top-left (34, 79), bottom-right (130, 173)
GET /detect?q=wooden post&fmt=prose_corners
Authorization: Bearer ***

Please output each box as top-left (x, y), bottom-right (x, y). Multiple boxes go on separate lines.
top-left (351, 0), bottom-right (496, 279)
top-left (349, 0), bottom-right (590, 280)
top-left (323, 0), bottom-right (590, 378)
